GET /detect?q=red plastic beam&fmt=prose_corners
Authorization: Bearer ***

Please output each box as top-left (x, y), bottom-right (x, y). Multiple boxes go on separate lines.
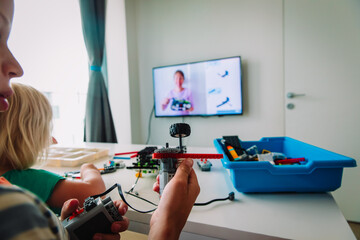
top-left (274, 158), bottom-right (305, 165)
top-left (152, 153), bottom-right (223, 159)
top-left (114, 151), bottom-right (138, 156)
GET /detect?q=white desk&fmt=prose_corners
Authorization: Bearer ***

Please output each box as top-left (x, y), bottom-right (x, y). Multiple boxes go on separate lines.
top-left (44, 143), bottom-right (356, 240)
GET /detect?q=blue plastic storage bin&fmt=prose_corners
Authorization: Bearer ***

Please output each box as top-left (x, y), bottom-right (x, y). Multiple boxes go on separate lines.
top-left (213, 137), bottom-right (357, 192)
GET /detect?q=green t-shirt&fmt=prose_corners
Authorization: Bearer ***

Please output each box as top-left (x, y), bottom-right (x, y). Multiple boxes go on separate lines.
top-left (2, 169), bottom-right (65, 214)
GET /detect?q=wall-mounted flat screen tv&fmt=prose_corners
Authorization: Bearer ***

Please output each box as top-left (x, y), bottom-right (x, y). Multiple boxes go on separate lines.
top-left (153, 56), bottom-right (243, 117)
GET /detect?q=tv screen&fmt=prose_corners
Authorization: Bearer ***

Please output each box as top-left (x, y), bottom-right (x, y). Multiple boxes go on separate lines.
top-left (153, 56), bottom-right (243, 117)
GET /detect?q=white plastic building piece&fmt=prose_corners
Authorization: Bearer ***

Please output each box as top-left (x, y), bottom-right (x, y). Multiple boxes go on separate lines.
top-left (44, 147), bottom-right (109, 167)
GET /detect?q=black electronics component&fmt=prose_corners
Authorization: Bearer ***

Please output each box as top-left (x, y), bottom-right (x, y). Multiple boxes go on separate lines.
top-left (62, 196), bottom-right (122, 240)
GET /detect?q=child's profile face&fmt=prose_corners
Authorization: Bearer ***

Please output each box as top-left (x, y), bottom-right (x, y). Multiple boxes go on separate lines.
top-left (174, 72), bottom-right (184, 88)
top-left (0, 0), bottom-right (23, 112)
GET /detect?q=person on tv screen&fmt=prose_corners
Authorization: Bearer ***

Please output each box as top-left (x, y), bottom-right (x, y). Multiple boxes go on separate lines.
top-left (161, 70), bottom-right (194, 113)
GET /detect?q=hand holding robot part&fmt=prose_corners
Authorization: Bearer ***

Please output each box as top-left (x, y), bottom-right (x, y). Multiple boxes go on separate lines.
top-left (61, 198), bottom-right (129, 240)
top-left (150, 158), bottom-right (200, 240)
top-left (155, 123), bottom-right (191, 195)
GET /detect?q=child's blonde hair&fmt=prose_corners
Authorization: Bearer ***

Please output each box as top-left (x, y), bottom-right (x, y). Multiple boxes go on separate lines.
top-left (0, 83), bottom-right (53, 170)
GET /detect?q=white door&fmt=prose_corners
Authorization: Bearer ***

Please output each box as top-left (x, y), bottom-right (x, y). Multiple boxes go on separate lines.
top-left (284, 0), bottom-right (360, 221)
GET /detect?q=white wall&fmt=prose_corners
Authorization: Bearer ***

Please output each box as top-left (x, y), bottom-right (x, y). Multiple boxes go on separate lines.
top-left (124, 0), bottom-right (285, 147)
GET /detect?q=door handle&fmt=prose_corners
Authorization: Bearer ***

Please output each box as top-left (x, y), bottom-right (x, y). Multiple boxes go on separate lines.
top-left (287, 92), bottom-right (306, 99)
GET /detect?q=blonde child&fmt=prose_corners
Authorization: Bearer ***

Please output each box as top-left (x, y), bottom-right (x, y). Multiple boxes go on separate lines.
top-left (0, 83), bottom-right (106, 214)
top-left (1, 0), bottom-right (198, 238)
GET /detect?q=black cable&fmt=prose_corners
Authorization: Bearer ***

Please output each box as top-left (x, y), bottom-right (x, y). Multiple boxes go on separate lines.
top-left (91, 183), bottom-right (157, 213)
top-left (194, 192), bottom-right (235, 206)
top-left (116, 184), bottom-right (157, 213)
top-left (90, 184), bottom-right (235, 214)
top-left (127, 168), bottom-right (141, 193)
top-left (145, 104), bottom-right (155, 144)
top-left (124, 191), bottom-right (158, 207)
top-left (123, 192), bottom-right (235, 208)
top-left (125, 170), bottom-right (158, 207)
top-left (90, 184), bottom-right (118, 199)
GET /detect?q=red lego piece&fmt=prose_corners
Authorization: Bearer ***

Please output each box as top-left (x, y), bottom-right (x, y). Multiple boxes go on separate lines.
top-left (114, 151), bottom-right (138, 156)
top-left (274, 158), bottom-right (305, 165)
top-left (69, 208), bottom-right (84, 220)
top-left (152, 152), bottom-right (223, 159)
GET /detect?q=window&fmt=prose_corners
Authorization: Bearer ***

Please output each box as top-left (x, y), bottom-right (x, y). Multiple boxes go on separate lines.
top-left (9, 0), bottom-right (89, 144)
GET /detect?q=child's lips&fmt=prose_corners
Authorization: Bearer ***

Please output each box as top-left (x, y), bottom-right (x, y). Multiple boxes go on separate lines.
top-left (0, 97), bottom-right (9, 112)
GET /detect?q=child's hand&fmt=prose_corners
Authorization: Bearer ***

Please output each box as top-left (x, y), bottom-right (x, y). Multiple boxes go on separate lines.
top-left (61, 198), bottom-right (129, 240)
top-left (60, 198), bottom-right (79, 221)
top-left (80, 163), bottom-right (100, 175)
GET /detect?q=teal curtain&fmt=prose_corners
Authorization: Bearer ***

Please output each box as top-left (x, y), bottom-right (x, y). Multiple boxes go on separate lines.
top-left (79, 0), bottom-right (117, 143)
